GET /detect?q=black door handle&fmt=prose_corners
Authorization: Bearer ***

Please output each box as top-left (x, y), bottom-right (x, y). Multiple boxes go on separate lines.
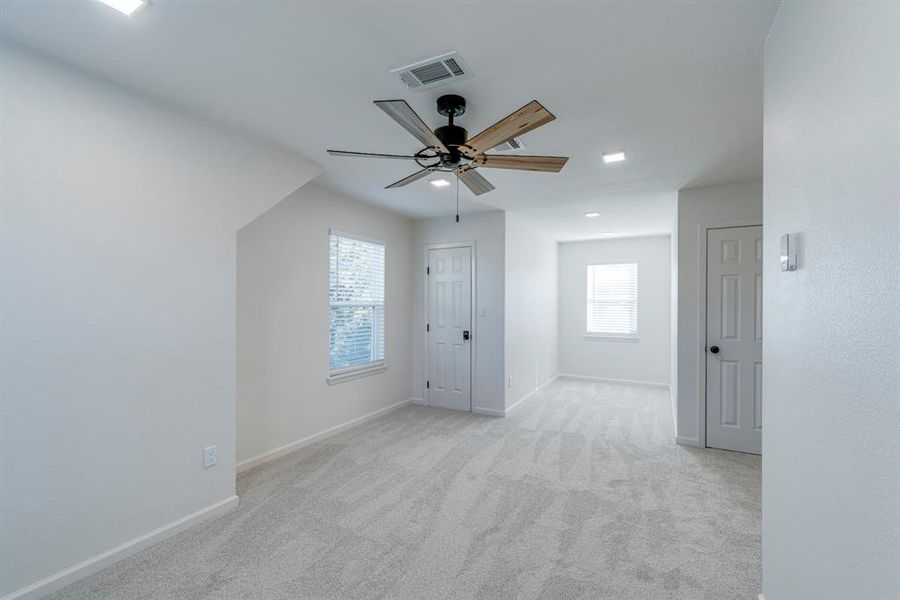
top-left (709, 345), bottom-right (720, 354)
top-left (463, 330), bottom-right (470, 341)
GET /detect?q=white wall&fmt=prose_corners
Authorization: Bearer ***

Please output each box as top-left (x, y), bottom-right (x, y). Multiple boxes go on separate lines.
top-left (559, 235), bottom-right (671, 385)
top-left (0, 44), bottom-right (319, 597)
top-left (675, 180), bottom-right (762, 445)
top-left (236, 184), bottom-right (413, 469)
top-left (763, 3), bottom-right (899, 599)
top-left (412, 211), bottom-right (505, 416)
top-left (504, 213), bottom-right (558, 410)
top-left (669, 218), bottom-right (679, 427)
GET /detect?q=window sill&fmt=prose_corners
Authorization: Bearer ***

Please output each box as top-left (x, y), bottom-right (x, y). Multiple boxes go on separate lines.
top-left (584, 334), bottom-right (640, 343)
top-left (327, 363), bottom-right (387, 385)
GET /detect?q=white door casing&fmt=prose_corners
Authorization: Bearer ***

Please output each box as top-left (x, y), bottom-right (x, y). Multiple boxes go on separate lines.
top-left (706, 226), bottom-right (763, 454)
top-left (427, 246), bottom-right (472, 411)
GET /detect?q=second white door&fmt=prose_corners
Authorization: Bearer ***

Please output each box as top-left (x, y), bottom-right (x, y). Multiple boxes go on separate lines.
top-left (706, 225), bottom-right (763, 454)
top-left (427, 246), bottom-right (472, 412)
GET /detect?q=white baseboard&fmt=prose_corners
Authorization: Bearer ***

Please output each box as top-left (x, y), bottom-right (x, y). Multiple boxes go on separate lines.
top-left (473, 406), bottom-right (505, 417)
top-left (236, 398), bottom-right (414, 474)
top-left (410, 397), bottom-right (426, 406)
top-left (670, 389), bottom-right (678, 432)
top-left (3, 495), bottom-right (239, 600)
top-left (506, 375), bottom-right (559, 414)
top-left (558, 373), bottom-right (670, 389)
top-left (675, 436), bottom-right (701, 447)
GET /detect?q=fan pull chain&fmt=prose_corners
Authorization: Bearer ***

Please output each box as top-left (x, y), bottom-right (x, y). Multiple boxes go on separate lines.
top-left (455, 175), bottom-right (460, 223)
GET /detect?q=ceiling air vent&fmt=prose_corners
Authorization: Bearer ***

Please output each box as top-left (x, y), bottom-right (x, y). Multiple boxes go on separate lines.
top-left (491, 137), bottom-right (525, 152)
top-left (391, 51), bottom-right (474, 91)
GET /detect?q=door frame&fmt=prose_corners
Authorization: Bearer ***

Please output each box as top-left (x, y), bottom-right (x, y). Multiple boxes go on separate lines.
top-left (423, 241), bottom-right (477, 410)
top-left (697, 219), bottom-right (762, 449)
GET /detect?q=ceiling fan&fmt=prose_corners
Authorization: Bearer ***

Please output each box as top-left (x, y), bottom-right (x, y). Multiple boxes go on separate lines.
top-left (327, 94), bottom-right (568, 196)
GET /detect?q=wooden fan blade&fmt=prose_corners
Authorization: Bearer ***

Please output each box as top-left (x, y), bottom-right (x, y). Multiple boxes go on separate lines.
top-left (328, 150), bottom-right (420, 160)
top-left (460, 100), bottom-right (555, 157)
top-left (454, 167), bottom-right (495, 196)
top-left (385, 167), bottom-right (437, 189)
top-left (374, 100), bottom-right (450, 154)
top-left (473, 154), bottom-right (569, 173)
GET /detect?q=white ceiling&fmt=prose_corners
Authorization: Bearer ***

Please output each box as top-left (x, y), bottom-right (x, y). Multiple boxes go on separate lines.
top-left (515, 191), bottom-right (676, 243)
top-left (0, 0), bottom-right (777, 239)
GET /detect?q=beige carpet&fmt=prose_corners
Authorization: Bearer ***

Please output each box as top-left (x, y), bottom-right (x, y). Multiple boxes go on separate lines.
top-left (50, 379), bottom-right (761, 599)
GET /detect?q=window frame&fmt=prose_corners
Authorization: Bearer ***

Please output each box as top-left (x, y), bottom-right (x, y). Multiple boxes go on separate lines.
top-left (327, 229), bottom-right (387, 384)
top-left (584, 261), bottom-right (640, 342)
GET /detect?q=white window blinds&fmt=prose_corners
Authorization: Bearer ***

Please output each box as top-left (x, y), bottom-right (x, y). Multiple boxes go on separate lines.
top-left (329, 232), bottom-right (385, 372)
top-left (586, 263), bottom-right (638, 337)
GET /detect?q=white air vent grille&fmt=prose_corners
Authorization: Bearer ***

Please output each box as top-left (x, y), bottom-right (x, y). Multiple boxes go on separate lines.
top-left (491, 137), bottom-right (525, 152)
top-left (391, 51), bottom-right (473, 91)
top-left (444, 57), bottom-right (464, 76)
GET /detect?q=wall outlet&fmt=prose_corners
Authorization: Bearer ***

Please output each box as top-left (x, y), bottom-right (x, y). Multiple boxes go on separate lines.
top-left (203, 445), bottom-right (217, 468)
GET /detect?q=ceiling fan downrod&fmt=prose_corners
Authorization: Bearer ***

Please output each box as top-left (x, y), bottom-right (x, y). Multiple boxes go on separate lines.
top-left (434, 94), bottom-right (468, 167)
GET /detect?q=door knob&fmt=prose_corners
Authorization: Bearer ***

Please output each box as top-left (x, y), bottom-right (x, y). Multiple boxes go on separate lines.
top-left (463, 330), bottom-right (470, 341)
top-left (709, 345), bottom-right (720, 354)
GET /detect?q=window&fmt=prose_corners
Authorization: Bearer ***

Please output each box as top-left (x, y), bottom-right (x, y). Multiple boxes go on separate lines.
top-left (586, 263), bottom-right (638, 338)
top-left (329, 231), bottom-right (385, 376)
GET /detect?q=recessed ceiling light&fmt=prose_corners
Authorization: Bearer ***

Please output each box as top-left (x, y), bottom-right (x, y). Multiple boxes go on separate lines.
top-left (97, 0), bottom-right (148, 16)
top-left (602, 151), bottom-right (626, 164)
top-left (585, 212), bottom-right (600, 218)
top-left (430, 179), bottom-right (451, 188)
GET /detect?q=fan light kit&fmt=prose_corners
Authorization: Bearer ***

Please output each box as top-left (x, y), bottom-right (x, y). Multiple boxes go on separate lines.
top-left (430, 179), bottom-right (451, 188)
top-left (327, 94), bottom-right (568, 197)
top-left (585, 212), bottom-right (600, 218)
top-left (602, 151), bottom-right (626, 164)
top-left (97, 0), bottom-right (148, 15)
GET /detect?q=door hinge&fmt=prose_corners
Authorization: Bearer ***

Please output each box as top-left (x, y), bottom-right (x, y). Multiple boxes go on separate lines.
top-left (426, 323), bottom-right (430, 332)
top-left (426, 380), bottom-right (430, 389)
top-left (426, 266), bottom-right (430, 275)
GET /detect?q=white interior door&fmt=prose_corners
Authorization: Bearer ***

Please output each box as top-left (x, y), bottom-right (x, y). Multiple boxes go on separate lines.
top-left (706, 226), bottom-right (763, 454)
top-left (427, 246), bottom-right (472, 412)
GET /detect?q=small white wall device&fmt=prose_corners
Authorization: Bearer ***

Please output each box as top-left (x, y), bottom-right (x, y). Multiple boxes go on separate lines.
top-left (780, 233), bottom-right (798, 271)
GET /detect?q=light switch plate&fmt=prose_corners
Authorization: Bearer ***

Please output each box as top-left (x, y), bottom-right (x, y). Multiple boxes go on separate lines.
top-left (780, 233), bottom-right (798, 271)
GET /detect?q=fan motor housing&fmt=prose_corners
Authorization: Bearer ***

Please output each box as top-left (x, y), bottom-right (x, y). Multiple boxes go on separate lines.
top-left (434, 124), bottom-right (467, 164)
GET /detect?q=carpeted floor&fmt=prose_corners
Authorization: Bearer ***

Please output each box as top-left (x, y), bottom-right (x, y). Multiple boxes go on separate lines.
top-left (50, 379), bottom-right (761, 599)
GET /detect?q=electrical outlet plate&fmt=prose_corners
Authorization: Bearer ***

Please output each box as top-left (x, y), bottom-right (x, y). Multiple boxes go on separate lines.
top-left (203, 446), bottom-right (217, 468)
